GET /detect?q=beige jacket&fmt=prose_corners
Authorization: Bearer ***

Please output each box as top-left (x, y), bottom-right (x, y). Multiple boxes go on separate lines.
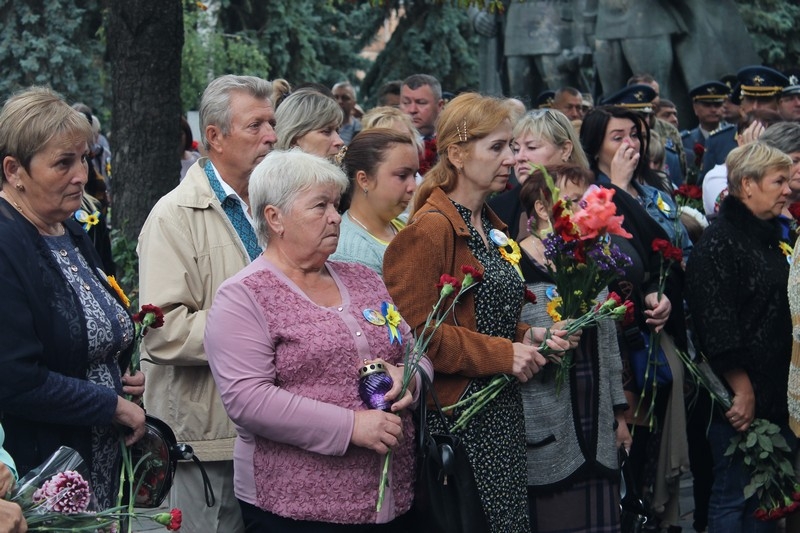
top-left (137, 158), bottom-right (250, 461)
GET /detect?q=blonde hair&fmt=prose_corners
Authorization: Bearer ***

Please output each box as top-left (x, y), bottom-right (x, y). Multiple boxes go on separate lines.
top-left (512, 108), bottom-right (590, 169)
top-left (274, 89), bottom-right (343, 151)
top-left (413, 93), bottom-right (512, 213)
top-left (0, 86), bottom-right (92, 181)
top-left (726, 142), bottom-right (791, 198)
top-left (362, 106), bottom-right (422, 152)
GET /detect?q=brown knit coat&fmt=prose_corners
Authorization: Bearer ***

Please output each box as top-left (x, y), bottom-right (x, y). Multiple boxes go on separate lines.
top-left (383, 187), bottom-right (530, 407)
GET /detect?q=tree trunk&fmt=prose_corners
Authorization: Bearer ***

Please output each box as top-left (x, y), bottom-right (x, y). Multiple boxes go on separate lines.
top-left (108, 0), bottom-right (183, 242)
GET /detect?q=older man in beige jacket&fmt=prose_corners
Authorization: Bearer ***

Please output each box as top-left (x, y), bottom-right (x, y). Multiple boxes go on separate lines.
top-left (137, 75), bottom-right (276, 533)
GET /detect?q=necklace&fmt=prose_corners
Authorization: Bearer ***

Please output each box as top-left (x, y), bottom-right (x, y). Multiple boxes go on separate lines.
top-left (348, 212), bottom-right (397, 238)
top-left (1, 192), bottom-right (66, 236)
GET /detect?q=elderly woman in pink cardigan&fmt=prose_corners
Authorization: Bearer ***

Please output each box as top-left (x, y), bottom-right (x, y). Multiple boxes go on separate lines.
top-left (205, 149), bottom-right (432, 532)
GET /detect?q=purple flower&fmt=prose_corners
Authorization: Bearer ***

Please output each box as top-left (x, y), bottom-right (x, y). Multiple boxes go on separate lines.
top-left (32, 470), bottom-right (91, 514)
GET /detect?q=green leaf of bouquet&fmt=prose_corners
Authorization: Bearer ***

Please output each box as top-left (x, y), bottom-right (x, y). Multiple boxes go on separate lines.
top-left (757, 434), bottom-right (773, 452)
top-left (725, 440), bottom-right (738, 456)
top-left (746, 431), bottom-right (758, 448)
top-left (772, 434), bottom-right (790, 451)
top-left (744, 481), bottom-right (758, 499)
top-left (759, 451), bottom-right (770, 459)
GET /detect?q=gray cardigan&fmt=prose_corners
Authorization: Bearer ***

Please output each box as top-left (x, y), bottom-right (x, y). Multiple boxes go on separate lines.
top-left (520, 283), bottom-right (628, 490)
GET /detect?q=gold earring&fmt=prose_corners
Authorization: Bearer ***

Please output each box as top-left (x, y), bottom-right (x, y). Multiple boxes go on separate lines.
top-left (14, 182), bottom-right (24, 192)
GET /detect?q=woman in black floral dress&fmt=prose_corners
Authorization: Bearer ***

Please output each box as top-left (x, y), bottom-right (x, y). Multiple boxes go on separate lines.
top-left (384, 93), bottom-right (573, 532)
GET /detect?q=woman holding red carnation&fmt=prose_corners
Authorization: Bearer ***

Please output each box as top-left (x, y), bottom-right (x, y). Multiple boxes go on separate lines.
top-left (205, 150), bottom-right (433, 530)
top-left (0, 88), bottom-right (145, 510)
top-left (517, 164), bottom-right (632, 532)
top-left (384, 93), bottom-right (573, 532)
top-left (687, 142), bottom-right (796, 532)
top-left (581, 105), bottom-right (692, 531)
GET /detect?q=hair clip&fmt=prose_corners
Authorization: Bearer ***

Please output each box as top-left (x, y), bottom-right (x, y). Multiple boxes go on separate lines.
top-left (334, 145), bottom-right (347, 166)
top-left (457, 118), bottom-right (469, 143)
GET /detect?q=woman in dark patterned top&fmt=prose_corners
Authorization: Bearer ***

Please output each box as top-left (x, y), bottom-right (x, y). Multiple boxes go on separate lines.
top-left (686, 142), bottom-right (794, 533)
top-left (384, 93), bottom-right (574, 532)
top-left (0, 87), bottom-right (145, 508)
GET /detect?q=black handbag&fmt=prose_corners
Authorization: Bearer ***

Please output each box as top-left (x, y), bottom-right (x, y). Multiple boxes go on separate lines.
top-left (619, 448), bottom-right (649, 533)
top-left (127, 414), bottom-right (216, 508)
top-left (413, 373), bottom-right (489, 533)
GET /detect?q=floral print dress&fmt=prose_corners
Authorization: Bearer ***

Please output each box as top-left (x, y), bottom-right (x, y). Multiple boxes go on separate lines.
top-left (46, 234), bottom-right (134, 509)
top-left (426, 201), bottom-right (530, 532)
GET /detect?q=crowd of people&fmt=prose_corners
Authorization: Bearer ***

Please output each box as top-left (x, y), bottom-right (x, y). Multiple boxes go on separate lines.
top-left (1, 61), bottom-right (800, 533)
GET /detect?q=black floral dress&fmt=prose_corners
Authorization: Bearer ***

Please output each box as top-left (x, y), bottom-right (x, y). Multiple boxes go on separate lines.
top-left (426, 201), bottom-right (530, 532)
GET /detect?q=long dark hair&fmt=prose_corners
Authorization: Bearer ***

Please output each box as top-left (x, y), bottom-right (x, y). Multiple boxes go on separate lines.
top-left (339, 128), bottom-right (415, 212)
top-left (580, 106), bottom-right (664, 190)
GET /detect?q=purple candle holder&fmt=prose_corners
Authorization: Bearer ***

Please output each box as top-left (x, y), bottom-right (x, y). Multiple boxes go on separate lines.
top-left (359, 361), bottom-right (394, 411)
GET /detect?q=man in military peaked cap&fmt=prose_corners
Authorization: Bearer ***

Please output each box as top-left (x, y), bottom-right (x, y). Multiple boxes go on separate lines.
top-left (701, 66), bottom-right (789, 181)
top-left (682, 81), bottom-right (730, 173)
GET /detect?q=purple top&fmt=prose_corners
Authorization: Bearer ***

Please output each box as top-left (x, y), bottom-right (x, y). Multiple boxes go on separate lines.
top-left (205, 256), bottom-right (431, 524)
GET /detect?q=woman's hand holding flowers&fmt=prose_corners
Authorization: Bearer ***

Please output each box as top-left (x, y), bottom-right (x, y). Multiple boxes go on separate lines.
top-left (351, 410), bottom-right (403, 455)
top-left (0, 499), bottom-right (25, 533)
top-left (511, 343), bottom-right (548, 382)
top-left (113, 397), bottom-right (146, 446)
top-left (552, 320), bottom-right (582, 350)
top-left (724, 372), bottom-right (756, 432)
top-left (0, 463), bottom-right (13, 499)
top-left (644, 291), bottom-right (671, 332)
top-left (368, 358), bottom-right (415, 413)
top-left (121, 369), bottom-right (145, 401)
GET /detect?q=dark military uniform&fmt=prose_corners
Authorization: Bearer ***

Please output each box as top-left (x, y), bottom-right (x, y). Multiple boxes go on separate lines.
top-left (682, 81), bottom-right (730, 180)
top-left (699, 66), bottom-right (788, 182)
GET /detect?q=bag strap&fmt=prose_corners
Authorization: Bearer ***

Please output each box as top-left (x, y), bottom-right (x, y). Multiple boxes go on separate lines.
top-left (418, 371), bottom-right (456, 444)
top-left (174, 443), bottom-right (216, 508)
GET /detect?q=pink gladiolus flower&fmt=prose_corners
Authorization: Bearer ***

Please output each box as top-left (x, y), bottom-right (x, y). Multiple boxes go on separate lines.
top-left (571, 187), bottom-right (632, 240)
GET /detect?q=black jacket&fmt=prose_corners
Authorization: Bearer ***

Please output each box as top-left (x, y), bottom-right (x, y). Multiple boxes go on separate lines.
top-left (686, 195), bottom-right (791, 422)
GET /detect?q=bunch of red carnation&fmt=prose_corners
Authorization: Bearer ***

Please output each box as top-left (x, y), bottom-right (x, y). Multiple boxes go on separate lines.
top-left (754, 489), bottom-right (800, 521)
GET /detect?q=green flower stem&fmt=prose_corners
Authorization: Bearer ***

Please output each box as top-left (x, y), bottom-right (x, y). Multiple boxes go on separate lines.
top-left (376, 279), bottom-right (479, 512)
top-left (375, 449), bottom-right (392, 512)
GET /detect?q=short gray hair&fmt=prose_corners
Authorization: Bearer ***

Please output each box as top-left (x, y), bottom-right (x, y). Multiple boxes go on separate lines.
top-left (760, 122), bottom-right (800, 156)
top-left (250, 149), bottom-right (349, 247)
top-left (274, 89), bottom-right (344, 151)
top-left (199, 75), bottom-right (273, 151)
top-left (402, 74), bottom-right (442, 101)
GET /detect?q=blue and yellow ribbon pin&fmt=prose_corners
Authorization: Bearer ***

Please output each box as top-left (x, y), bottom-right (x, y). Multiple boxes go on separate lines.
top-left (74, 209), bottom-right (100, 232)
top-left (381, 301), bottom-right (402, 345)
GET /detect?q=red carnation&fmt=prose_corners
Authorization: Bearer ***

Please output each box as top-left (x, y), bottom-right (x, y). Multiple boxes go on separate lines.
top-left (622, 300), bottom-right (635, 326)
top-left (167, 508), bottom-right (182, 530)
top-left (419, 138), bottom-right (437, 175)
top-left (133, 304), bottom-right (165, 333)
top-left (461, 265), bottom-right (484, 283)
top-left (437, 274), bottom-right (461, 296)
top-left (675, 184), bottom-right (702, 200)
top-left (693, 143), bottom-right (705, 167)
top-left (651, 238), bottom-right (670, 253)
top-left (524, 289), bottom-right (537, 304)
top-left (789, 202), bottom-right (800, 221)
top-left (607, 291), bottom-right (623, 306)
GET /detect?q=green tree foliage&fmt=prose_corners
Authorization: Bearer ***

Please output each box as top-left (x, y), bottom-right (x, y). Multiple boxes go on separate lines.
top-left (181, 3), bottom-right (272, 111)
top-left (359, 2), bottom-right (479, 105)
top-left (734, 0), bottom-right (800, 70)
top-left (204, 1), bottom-right (374, 87)
top-left (0, 0), bottom-right (106, 108)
